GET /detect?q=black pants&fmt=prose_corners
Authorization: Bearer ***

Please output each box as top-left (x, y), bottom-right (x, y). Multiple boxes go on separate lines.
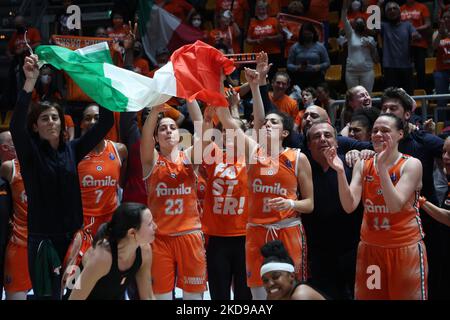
top-left (383, 67), bottom-right (414, 94)
top-left (307, 247), bottom-right (357, 300)
top-left (28, 232), bottom-right (73, 300)
top-left (412, 46), bottom-right (427, 91)
top-left (206, 236), bottom-right (252, 300)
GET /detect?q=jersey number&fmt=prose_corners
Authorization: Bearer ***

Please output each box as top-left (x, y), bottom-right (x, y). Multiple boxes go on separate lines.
top-left (373, 217), bottom-right (390, 231)
top-left (165, 199), bottom-right (183, 215)
top-left (95, 190), bottom-right (104, 204)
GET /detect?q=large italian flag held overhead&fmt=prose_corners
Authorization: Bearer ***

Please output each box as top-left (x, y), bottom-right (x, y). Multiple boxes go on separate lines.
top-left (36, 40), bottom-right (235, 111)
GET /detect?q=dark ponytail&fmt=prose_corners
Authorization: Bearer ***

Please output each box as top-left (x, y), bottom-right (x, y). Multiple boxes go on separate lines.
top-left (260, 240), bottom-right (294, 266)
top-left (93, 202), bottom-right (148, 247)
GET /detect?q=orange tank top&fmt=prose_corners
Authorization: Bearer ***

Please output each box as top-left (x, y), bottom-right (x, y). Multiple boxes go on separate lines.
top-left (10, 159), bottom-right (28, 247)
top-left (78, 140), bottom-right (121, 217)
top-left (145, 151), bottom-right (201, 235)
top-left (361, 154), bottom-right (425, 248)
top-left (247, 148), bottom-right (301, 225)
top-left (202, 146), bottom-right (249, 237)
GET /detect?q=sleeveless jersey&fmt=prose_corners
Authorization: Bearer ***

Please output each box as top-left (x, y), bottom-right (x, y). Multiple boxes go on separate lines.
top-left (145, 151), bottom-right (201, 235)
top-left (361, 154), bottom-right (425, 247)
top-left (78, 140), bottom-right (121, 217)
top-left (247, 148), bottom-right (301, 224)
top-left (202, 145), bottom-right (249, 237)
top-left (10, 159), bottom-right (28, 247)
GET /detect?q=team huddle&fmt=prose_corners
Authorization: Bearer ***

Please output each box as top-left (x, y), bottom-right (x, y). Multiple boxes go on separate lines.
top-left (0, 50), bottom-right (449, 301)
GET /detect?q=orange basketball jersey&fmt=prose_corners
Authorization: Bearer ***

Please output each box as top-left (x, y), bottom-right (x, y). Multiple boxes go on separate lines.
top-left (247, 148), bottom-right (301, 225)
top-left (202, 146), bottom-right (248, 237)
top-left (10, 159), bottom-right (28, 247)
top-left (78, 140), bottom-right (121, 217)
top-left (145, 151), bottom-right (201, 235)
top-left (361, 154), bottom-right (425, 247)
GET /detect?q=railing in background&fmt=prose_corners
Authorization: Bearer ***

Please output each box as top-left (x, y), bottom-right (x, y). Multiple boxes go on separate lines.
top-left (329, 93), bottom-right (450, 132)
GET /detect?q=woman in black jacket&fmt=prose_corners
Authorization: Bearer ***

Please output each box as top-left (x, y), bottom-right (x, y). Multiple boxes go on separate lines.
top-left (10, 54), bottom-right (114, 299)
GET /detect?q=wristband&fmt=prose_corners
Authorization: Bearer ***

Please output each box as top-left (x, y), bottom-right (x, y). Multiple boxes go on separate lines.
top-left (288, 199), bottom-right (295, 209)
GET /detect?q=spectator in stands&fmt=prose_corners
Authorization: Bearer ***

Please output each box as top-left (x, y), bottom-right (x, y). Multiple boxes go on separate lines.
top-left (246, 0), bottom-right (283, 78)
top-left (400, 0), bottom-right (431, 91)
top-left (432, 7), bottom-right (450, 109)
top-left (132, 41), bottom-right (151, 77)
top-left (287, 22), bottom-right (330, 89)
top-left (209, 10), bottom-right (241, 54)
top-left (269, 72), bottom-right (299, 120)
top-left (107, 11), bottom-right (130, 42)
top-left (338, 0), bottom-right (369, 34)
top-left (348, 107), bottom-right (380, 141)
top-left (216, 0), bottom-right (250, 33)
top-left (188, 11), bottom-right (208, 41)
top-left (54, 0), bottom-right (82, 36)
top-left (380, 1), bottom-right (421, 94)
top-left (304, 0), bottom-right (330, 45)
top-left (301, 86), bottom-right (317, 109)
top-left (341, 0), bottom-right (378, 93)
top-left (340, 85), bottom-right (373, 134)
top-left (316, 82), bottom-right (337, 126)
top-left (6, 15), bottom-right (41, 107)
top-left (279, 1), bottom-right (305, 59)
top-left (95, 27), bottom-right (108, 38)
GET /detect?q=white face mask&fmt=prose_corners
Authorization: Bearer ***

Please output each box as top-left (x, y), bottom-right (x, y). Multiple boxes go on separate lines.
top-left (351, 1), bottom-right (361, 11)
top-left (192, 19), bottom-right (201, 28)
top-left (40, 74), bottom-right (51, 84)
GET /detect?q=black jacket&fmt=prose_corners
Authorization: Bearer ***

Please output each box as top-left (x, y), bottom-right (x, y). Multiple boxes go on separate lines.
top-left (10, 90), bottom-right (114, 235)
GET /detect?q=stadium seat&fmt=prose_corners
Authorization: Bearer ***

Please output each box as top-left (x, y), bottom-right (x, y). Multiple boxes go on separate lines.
top-left (0, 111), bottom-right (12, 132)
top-left (325, 64), bottom-right (342, 82)
top-left (425, 57), bottom-right (436, 76)
top-left (413, 89), bottom-right (427, 109)
top-left (373, 63), bottom-right (382, 81)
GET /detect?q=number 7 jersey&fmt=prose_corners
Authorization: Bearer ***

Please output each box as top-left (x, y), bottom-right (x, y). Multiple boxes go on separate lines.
top-left (145, 151), bottom-right (201, 235)
top-left (361, 154), bottom-right (425, 247)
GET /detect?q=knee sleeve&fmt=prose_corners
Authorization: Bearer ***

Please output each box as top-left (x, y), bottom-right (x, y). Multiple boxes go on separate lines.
top-left (250, 286), bottom-right (267, 300)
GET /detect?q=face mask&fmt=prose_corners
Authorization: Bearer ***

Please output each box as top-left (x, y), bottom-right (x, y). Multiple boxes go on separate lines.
top-left (40, 75), bottom-right (51, 84)
top-left (351, 1), bottom-right (361, 11)
top-left (192, 19), bottom-right (201, 28)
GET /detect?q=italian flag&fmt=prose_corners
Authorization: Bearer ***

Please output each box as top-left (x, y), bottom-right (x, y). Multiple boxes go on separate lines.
top-left (138, 0), bottom-right (205, 65)
top-left (36, 41), bottom-right (235, 111)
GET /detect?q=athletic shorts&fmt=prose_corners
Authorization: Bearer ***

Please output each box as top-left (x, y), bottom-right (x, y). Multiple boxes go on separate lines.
top-left (355, 240), bottom-right (428, 300)
top-left (246, 223), bottom-right (307, 287)
top-left (83, 213), bottom-right (114, 237)
top-left (4, 241), bottom-right (32, 292)
top-left (151, 231), bottom-right (207, 294)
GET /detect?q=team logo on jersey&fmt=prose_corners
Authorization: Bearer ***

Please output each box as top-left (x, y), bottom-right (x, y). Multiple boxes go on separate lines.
top-left (365, 175), bottom-right (374, 182)
top-left (445, 199), bottom-right (450, 207)
top-left (170, 173), bottom-right (177, 179)
top-left (199, 184), bottom-right (205, 192)
top-left (109, 152), bottom-right (115, 160)
top-left (390, 173), bottom-right (397, 182)
top-left (267, 169), bottom-right (274, 176)
top-left (156, 160), bottom-right (166, 166)
top-left (377, 189), bottom-right (383, 195)
top-left (96, 165), bottom-right (102, 172)
top-left (285, 159), bottom-right (292, 169)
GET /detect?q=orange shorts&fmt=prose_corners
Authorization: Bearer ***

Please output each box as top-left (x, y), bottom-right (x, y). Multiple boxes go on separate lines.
top-left (83, 213), bottom-right (113, 236)
top-left (355, 240), bottom-right (428, 300)
top-left (4, 241), bottom-right (32, 292)
top-left (245, 223), bottom-right (307, 287)
top-left (151, 231), bottom-right (207, 294)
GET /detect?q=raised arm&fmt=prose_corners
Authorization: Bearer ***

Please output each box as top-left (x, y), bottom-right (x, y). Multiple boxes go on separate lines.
top-left (10, 55), bottom-right (39, 162)
top-left (325, 147), bottom-right (363, 213)
top-left (140, 104), bottom-right (167, 179)
top-left (184, 99), bottom-right (205, 163)
top-left (341, 0), bottom-right (352, 38)
top-left (376, 135), bottom-right (423, 213)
